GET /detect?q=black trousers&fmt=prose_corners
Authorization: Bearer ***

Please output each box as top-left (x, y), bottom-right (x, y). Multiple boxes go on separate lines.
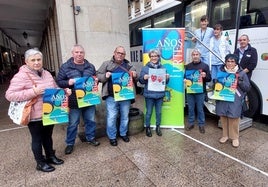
top-left (28, 121), bottom-right (54, 163)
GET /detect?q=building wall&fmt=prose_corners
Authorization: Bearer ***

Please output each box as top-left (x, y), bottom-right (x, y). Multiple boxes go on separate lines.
top-left (55, 0), bottom-right (130, 69)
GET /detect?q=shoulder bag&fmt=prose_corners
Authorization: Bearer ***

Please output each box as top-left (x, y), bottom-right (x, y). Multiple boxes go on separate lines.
top-left (8, 73), bottom-right (38, 126)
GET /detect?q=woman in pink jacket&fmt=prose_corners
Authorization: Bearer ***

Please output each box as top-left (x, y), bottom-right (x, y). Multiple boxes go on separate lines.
top-left (5, 48), bottom-right (65, 172)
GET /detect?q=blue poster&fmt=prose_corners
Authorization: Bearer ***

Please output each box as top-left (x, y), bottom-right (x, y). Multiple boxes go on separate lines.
top-left (42, 88), bottom-right (69, 126)
top-left (210, 71), bottom-right (238, 102)
top-left (112, 72), bottom-right (135, 101)
top-left (185, 69), bottom-right (203, 93)
top-left (74, 76), bottom-right (101, 108)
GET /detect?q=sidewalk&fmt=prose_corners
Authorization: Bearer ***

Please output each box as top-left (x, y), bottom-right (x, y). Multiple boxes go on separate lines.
top-left (1, 82), bottom-right (268, 186)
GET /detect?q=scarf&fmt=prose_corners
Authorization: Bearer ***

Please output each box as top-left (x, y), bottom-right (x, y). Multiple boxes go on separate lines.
top-left (149, 61), bottom-right (159, 69)
top-left (224, 65), bottom-right (239, 74)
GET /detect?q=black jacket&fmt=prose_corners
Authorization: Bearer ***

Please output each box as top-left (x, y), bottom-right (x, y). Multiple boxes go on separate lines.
top-left (234, 44), bottom-right (258, 79)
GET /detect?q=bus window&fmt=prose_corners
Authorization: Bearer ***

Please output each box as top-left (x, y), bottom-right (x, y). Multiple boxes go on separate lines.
top-left (211, 0), bottom-right (236, 30)
top-left (185, 0), bottom-right (208, 32)
top-left (241, 0), bottom-right (268, 26)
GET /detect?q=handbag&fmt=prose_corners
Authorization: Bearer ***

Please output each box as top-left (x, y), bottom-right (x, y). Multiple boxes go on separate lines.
top-left (7, 72), bottom-right (37, 126)
top-left (8, 98), bottom-right (37, 126)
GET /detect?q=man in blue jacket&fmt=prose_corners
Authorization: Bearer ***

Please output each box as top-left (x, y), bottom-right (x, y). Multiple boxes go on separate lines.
top-left (57, 44), bottom-right (100, 155)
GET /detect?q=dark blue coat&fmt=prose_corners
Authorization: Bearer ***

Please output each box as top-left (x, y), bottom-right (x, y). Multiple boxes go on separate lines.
top-left (56, 57), bottom-right (96, 108)
top-left (234, 44), bottom-right (258, 79)
top-left (215, 66), bottom-right (251, 118)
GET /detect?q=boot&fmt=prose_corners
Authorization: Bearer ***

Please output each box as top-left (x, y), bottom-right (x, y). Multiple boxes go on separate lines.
top-left (36, 162), bottom-right (55, 172)
top-left (46, 150), bottom-right (64, 165)
top-left (146, 127), bottom-right (152, 137)
top-left (156, 126), bottom-right (162, 136)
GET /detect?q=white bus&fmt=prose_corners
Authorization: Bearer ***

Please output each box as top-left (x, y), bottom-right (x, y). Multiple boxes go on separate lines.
top-left (129, 0), bottom-right (268, 118)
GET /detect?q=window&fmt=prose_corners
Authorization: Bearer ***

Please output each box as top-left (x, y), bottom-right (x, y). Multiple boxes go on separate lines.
top-left (154, 11), bottom-right (175, 28)
top-left (211, 0), bottom-right (236, 30)
top-left (242, 0), bottom-right (268, 26)
top-left (130, 18), bottom-right (151, 46)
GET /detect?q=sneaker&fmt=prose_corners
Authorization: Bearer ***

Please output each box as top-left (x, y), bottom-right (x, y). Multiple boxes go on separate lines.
top-left (219, 137), bottom-right (228, 144)
top-left (65, 145), bottom-right (74, 155)
top-left (232, 139), bottom-right (239, 148)
top-left (86, 139), bottom-right (100, 146)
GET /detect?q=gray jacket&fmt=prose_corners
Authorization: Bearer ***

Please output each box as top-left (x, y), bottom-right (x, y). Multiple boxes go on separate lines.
top-left (96, 57), bottom-right (136, 100)
top-left (215, 67), bottom-right (251, 118)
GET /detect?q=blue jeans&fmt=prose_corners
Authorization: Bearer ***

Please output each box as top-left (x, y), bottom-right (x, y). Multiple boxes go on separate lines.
top-left (66, 106), bottom-right (96, 145)
top-left (145, 98), bottom-right (163, 127)
top-left (106, 96), bottom-right (131, 139)
top-left (186, 93), bottom-right (205, 126)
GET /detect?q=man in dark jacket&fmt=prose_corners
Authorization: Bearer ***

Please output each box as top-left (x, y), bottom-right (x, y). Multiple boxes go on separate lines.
top-left (57, 44), bottom-right (100, 155)
top-left (185, 49), bottom-right (211, 133)
top-left (234, 34), bottom-right (258, 80)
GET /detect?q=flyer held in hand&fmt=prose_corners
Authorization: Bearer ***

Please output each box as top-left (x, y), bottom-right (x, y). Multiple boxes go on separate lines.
top-left (74, 76), bottom-right (101, 108)
top-left (42, 88), bottom-right (69, 125)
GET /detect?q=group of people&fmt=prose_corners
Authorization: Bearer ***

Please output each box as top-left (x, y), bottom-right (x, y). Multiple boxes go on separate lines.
top-left (5, 44), bottom-right (169, 172)
top-left (186, 15), bottom-right (257, 148)
top-left (5, 15), bottom-right (258, 173)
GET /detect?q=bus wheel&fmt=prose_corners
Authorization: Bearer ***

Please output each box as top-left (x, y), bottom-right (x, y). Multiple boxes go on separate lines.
top-left (244, 87), bottom-right (260, 118)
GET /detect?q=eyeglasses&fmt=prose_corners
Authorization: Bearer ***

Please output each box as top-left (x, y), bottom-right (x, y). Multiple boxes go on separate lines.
top-left (226, 60), bottom-right (236, 64)
top-left (116, 52), bottom-right (125, 55)
top-left (150, 55), bottom-right (159, 58)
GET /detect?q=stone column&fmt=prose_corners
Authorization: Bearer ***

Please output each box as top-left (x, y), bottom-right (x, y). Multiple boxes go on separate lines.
top-left (55, 0), bottom-right (130, 68)
top-left (55, 0), bottom-right (131, 139)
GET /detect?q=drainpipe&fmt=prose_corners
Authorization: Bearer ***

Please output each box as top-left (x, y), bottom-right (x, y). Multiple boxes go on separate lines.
top-left (72, 0), bottom-right (78, 44)
top-left (234, 0), bottom-right (241, 49)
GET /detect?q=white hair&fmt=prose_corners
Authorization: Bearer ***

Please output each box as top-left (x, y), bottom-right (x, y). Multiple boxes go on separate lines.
top-left (24, 48), bottom-right (42, 60)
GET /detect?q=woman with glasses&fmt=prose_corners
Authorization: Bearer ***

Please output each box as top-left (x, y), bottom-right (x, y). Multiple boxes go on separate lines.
top-left (139, 49), bottom-right (169, 137)
top-left (216, 54), bottom-right (251, 147)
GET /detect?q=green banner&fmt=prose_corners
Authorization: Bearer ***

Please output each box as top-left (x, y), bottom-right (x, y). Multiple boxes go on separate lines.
top-left (142, 28), bottom-right (185, 128)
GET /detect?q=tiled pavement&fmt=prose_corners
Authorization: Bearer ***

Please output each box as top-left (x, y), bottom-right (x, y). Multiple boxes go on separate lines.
top-left (0, 82), bottom-right (268, 186)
